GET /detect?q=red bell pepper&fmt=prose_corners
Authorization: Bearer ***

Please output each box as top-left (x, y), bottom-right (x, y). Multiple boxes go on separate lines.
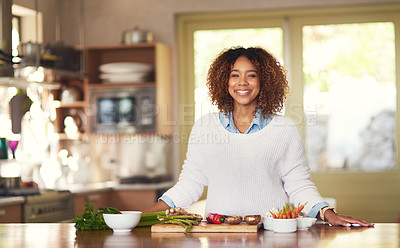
top-left (206, 213), bottom-right (225, 224)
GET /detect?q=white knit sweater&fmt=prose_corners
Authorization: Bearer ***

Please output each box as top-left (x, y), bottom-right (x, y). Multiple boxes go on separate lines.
top-left (163, 113), bottom-right (325, 216)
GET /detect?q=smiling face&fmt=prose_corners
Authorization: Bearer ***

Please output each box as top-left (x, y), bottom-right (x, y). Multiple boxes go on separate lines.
top-left (228, 56), bottom-right (260, 111)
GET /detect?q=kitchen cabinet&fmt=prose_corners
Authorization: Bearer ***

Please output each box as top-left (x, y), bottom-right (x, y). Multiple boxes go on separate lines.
top-left (83, 42), bottom-right (173, 135)
top-left (73, 190), bottom-right (111, 215)
top-left (109, 189), bottom-right (158, 211)
top-left (0, 203), bottom-right (23, 223)
top-left (73, 188), bottom-right (159, 214)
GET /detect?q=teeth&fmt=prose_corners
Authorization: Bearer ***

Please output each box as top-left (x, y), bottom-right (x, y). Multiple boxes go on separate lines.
top-left (237, 90), bottom-right (250, 94)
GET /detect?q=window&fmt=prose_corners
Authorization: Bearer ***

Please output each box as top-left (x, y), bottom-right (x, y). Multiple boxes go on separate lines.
top-left (303, 22), bottom-right (396, 172)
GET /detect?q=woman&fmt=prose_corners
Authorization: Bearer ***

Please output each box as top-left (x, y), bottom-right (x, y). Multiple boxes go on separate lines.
top-left (145, 47), bottom-right (373, 227)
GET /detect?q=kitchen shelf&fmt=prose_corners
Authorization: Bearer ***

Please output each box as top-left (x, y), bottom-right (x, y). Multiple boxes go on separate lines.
top-left (54, 43), bottom-right (173, 138)
top-left (0, 77), bottom-right (61, 90)
top-left (84, 43), bottom-right (158, 84)
top-left (87, 82), bottom-right (156, 89)
top-left (57, 101), bottom-right (86, 108)
top-left (84, 42), bottom-right (173, 135)
top-left (56, 133), bottom-right (85, 140)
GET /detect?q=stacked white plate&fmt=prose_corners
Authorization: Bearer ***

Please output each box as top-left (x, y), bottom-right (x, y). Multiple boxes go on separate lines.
top-left (99, 62), bottom-right (154, 83)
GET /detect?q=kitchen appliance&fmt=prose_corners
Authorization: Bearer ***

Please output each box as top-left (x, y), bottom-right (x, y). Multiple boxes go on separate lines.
top-left (61, 86), bottom-right (83, 103)
top-left (41, 43), bottom-right (81, 71)
top-left (0, 175), bottom-right (41, 196)
top-left (121, 26), bottom-right (153, 44)
top-left (118, 174), bottom-right (171, 184)
top-left (23, 190), bottom-right (74, 223)
top-left (0, 176), bottom-right (22, 189)
top-left (17, 42), bottom-right (42, 67)
top-left (88, 86), bottom-right (156, 133)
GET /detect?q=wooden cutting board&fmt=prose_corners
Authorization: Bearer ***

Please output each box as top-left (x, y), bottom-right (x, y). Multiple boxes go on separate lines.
top-left (151, 221), bottom-right (261, 233)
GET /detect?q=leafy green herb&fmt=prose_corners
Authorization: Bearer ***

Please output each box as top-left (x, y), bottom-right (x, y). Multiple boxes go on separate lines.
top-left (73, 203), bottom-right (121, 231)
top-left (98, 206), bottom-right (122, 214)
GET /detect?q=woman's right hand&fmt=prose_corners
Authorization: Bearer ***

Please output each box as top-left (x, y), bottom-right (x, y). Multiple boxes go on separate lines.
top-left (142, 200), bottom-right (170, 213)
top-left (324, 210), bottom-right (374, 227)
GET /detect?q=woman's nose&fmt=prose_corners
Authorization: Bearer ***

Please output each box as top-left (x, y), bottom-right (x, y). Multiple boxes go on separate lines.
top-left (238, 76), bottom-right (248, 85)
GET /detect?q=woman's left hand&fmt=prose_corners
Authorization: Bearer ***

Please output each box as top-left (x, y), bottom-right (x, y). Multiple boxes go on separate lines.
top-left (324, 210), bottom-right (375, 227)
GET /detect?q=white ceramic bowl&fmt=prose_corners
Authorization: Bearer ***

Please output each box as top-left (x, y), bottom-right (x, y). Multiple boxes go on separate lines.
top-left (103, 211), bottom-right (142, 233)
top-left (297, 217), bottom-right (317, 230)
top-left (273, 218), bottom-right (297, 233)
top-left (263, 217), bottom-right (274, 230)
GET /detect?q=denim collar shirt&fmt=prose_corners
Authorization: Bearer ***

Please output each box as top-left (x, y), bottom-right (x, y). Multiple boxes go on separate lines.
top-left (219, 109), bottom-right (273, 134)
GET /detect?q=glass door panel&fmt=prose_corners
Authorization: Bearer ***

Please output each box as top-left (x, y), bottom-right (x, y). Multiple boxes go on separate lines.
top-left (303, 22), bottom-right (396, 172)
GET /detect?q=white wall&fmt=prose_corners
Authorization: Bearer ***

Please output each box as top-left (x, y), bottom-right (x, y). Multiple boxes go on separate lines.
top-left (14, 0), bottom-right (400, 83)
top-left (62, 0), bottom-right (400, 47)
top-left (14, 0), bottom-right (59, 44)
top-left (56, 0), bottom-right (400, 100)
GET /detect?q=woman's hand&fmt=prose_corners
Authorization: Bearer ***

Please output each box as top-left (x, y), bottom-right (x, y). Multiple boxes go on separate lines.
top-left (142, 200), bottom-right (170, 213)
top-left (324, 210), bottom-right (375, 227)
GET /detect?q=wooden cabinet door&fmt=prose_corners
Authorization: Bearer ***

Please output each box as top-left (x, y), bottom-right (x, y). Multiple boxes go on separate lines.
top-left (0, 204), bottom-right (22, 223)
top-left (73, 191), bottom-right (111, 215)
top-left (110, 190), bottom-right (157, 211)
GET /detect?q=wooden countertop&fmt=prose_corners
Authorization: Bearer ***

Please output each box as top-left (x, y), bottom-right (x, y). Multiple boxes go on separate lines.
top-left (0, 196), bottom-right (24, 207)
top-left (63, 180), bottom-right (175, 194)
top-left (0, 223), bottom-right (397, 248)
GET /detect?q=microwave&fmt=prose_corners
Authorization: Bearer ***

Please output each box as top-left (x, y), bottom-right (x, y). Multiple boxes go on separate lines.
top-left (88, 86), bottom-right (156, 133)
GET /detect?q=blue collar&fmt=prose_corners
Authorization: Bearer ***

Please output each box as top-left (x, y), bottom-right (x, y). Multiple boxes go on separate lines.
top-left (219, 110), bottom-right (272, 134)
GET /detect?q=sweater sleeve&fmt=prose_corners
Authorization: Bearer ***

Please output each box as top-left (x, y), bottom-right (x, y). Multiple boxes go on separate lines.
top-left (278, 122), bottom-right (325, 215)
top-left (162, 122), bottom-right (209, 209)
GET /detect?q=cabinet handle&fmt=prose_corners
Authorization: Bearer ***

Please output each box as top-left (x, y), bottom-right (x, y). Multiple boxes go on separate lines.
top-left (0, 209), bottom-right (5, 216)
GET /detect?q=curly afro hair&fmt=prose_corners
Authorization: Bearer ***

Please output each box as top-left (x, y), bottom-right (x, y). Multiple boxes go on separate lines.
top-left (206, 46), bottom-right (289, 118)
